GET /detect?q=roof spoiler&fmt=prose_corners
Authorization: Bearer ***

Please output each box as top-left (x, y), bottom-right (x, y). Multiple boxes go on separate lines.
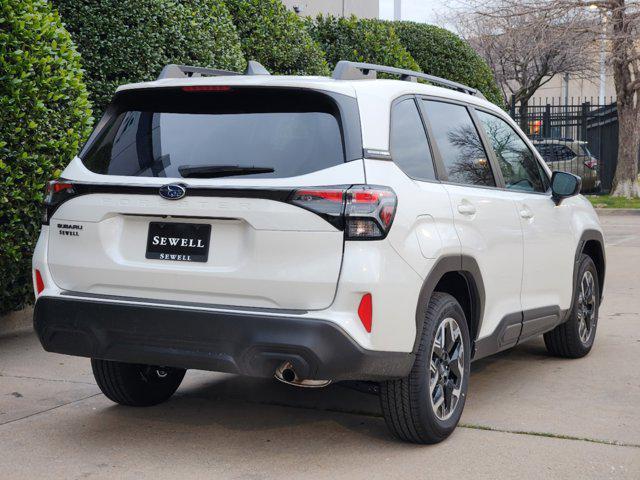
top-left (332, 60), bottom-right (485, 99)
top-left (157, 60), bottom-right (270, 80)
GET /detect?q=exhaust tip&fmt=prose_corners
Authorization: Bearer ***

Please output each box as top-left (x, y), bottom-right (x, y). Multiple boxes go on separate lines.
top-left (274, 361), bottom-right (331, 388)
top-left (281, 367), bottom-right (296, 383)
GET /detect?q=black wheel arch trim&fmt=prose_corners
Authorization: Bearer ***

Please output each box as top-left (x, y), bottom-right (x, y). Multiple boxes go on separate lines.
top-left (573, 229), bottom-right (606, 304)
top-left (413, 255), bottom-right (485, 354)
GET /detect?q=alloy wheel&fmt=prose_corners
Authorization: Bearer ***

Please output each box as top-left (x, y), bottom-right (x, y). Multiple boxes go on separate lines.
top-left (429, 317), bottom-right (464, 421)
top-left (577, 270), bottom-right (597, 344)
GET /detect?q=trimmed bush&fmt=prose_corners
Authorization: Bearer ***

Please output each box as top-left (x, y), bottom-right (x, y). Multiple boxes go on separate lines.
top-left (53, 0), bottom-right (246, 114)
top-left (0, 0), bottom-right (93, 314)
top-left (391, 22), bottom-right (503, 106)
top-left (226, 0), bottom-right (329, 76)
top-left (308, 15), bottom-right (421, 73)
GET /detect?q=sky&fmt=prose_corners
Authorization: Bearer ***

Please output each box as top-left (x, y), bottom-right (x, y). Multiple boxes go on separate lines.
top-left (379, 0), bottom-right (447, 24)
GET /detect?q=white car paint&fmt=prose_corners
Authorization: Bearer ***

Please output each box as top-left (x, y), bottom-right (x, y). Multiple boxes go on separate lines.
top-left (33, 73), bottom-right (603, 358)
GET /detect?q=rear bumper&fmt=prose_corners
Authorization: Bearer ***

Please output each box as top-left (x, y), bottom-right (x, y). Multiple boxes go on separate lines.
top-left (34, 295), bottom-right (414, 381)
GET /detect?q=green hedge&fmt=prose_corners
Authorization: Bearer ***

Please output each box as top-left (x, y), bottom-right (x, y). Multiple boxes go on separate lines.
top-left (226, 0), bottom-right (329, 76)
top-left (53, 0), bottom-right (246, 114)
top-left (0, 0), bottom-right (93, 314)
top-left (391, 22), bottom-right (503, 106)
top-left (308, 15), bottom-right (421, 73)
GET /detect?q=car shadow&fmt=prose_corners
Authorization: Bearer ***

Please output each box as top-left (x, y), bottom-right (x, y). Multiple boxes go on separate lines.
top-left (61, 337), bottom-right (557, 448)
top-left (63, 377), bottom-right (401, 452)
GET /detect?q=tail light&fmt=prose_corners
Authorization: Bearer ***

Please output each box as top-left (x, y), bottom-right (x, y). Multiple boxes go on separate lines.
top-left (289, 188), bottom-right (346, 229)
top-left (584, 159), bottom-right (598, 170)
top-left (289, 185), bottom-right (397, 239)
top-left (344, 186), bottom-right (397, 240)
top-left (43, 180), bottom-right (75, 224)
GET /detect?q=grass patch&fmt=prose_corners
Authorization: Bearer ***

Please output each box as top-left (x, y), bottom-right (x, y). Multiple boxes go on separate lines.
top-left (587, 195), bottom-right (640, 209)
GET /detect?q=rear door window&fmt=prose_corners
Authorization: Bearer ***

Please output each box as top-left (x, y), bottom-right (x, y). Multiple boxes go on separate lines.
top-left (82, 88), bottom-right (347, 179)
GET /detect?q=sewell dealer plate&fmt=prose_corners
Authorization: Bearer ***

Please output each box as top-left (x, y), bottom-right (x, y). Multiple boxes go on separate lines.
top-left (146, 222), bottom-right (211, 262)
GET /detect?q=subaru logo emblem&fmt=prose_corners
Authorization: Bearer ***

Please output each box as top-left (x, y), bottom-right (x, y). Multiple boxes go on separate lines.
top-left (159, 184), bottom-right (186, 200)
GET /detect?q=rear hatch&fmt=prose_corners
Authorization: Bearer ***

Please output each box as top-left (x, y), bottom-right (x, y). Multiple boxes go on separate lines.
top-left (46, 86), bottom-right (363, 310)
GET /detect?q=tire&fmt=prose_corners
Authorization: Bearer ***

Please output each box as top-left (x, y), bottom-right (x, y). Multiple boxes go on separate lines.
top-left (544, 254), bottom-right (599, 358)
top-left (380, 292), bottom-right (471, 444)
top-left (91, 359), bottom-right (186, 407)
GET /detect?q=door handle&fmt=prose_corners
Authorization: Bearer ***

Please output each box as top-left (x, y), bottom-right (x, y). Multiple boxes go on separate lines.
top-left (457, 203), bottom-right (477, 216)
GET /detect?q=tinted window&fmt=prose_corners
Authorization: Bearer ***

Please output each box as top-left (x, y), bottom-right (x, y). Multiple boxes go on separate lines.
top-left (422, 100), bottom-right (495, 187)
top-left (82, 88), bottom-right (345, 178)
top-left (477, 111), bottom-right (549, 193)
top-left (550, 145), bottom-right (575, 161)
top-left (533, 144), bottom-right (551, 160)
top-left (557, 145), bottom-right (577, 160)
top-left (534, 144), bottom-right (576, 163)
top-left (390, 98), bottom-right (436, 181)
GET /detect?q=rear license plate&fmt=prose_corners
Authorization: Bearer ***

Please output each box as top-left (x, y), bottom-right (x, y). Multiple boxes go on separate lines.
top-left (146, 222), bottom-right (211, 262)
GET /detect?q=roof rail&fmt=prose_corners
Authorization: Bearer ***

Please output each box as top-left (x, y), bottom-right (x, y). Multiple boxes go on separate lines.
top-left (158, 65), bottom-right (240, 80)
top-left (332, 61), bottom-right (485, 99)
top-left (157, 60), bottom-right (270, 80)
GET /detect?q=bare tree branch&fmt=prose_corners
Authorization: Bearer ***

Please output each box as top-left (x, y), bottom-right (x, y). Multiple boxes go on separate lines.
top-left (455, 0), bottom-right (640, 197)
top-left (455, 3), bottom-right (599, 107)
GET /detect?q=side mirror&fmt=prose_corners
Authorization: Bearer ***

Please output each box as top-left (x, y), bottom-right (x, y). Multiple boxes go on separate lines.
top-left (551, 171), bottom-right (581, 205)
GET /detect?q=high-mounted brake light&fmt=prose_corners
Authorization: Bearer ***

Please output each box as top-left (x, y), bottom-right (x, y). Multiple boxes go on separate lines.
top-left (181, 85), bottom-right (232, 92)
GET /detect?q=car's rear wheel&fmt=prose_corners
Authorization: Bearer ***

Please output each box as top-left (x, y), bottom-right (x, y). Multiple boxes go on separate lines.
top-left (91, 359), bottom-right (185, 406)
top-left (380, 292), bottom-right (470, 444)
top-left (544, 254), bottom-right (599, 358)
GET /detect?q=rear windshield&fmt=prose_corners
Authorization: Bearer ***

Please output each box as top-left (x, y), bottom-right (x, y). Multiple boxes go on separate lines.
top-left (81, 88), bottom-right (346, 179)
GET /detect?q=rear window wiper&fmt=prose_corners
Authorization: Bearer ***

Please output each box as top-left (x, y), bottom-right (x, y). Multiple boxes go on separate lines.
top-left (178, 164), bottom-right (275, 178)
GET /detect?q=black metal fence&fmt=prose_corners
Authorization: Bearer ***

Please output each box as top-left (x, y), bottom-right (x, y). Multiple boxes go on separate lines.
top-left (509, 96), bottom-right (618, 193)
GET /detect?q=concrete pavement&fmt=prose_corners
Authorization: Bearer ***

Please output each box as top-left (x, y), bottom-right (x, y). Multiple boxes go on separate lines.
top-left (1, 214), bottom-right (638, 479)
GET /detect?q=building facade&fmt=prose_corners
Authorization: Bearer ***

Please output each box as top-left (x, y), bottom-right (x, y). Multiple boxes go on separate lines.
top-left (281, 0), bottom-right (379, 19)
top-left (530, 72), bottom-right (617, 105)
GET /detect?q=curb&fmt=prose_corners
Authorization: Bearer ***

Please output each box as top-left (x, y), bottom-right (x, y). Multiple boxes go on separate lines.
top-left (595, 208), bottom-right (640, 216)
top-left (0, 306), bottom-right (34, 338)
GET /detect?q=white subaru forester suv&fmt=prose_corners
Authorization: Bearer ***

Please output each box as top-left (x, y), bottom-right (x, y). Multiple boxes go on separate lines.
top-left (32, 61), bottom-right (605, 444)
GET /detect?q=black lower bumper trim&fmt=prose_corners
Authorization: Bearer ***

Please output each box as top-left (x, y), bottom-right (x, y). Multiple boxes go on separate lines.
top-left (34, 296), bottom-right (414, 381)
